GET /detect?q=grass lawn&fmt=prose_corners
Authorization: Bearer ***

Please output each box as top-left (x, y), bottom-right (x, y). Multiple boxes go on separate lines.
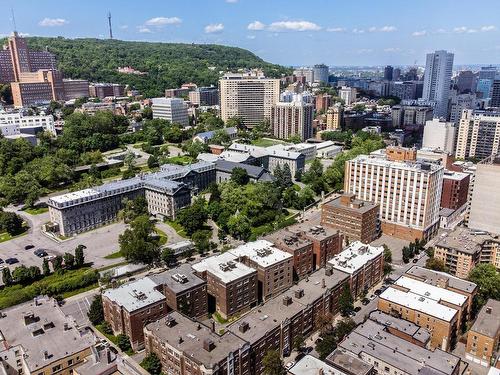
top-left (251, 138), bottom-right (287, 147)
top-left (164, 155), bottom-right (194, 165)
top-left (104, 251), bottom-right (124, 259)
top-left (96, 324), bottom-right (134, 355)
top-left (0, 226), bottom-right (29, 243)
top-left (154, 227), bottom-right (168, 245)
top-left (23, 206), bottom-right (49, 215)
top-left (165, 220), bottom-right (188, 238)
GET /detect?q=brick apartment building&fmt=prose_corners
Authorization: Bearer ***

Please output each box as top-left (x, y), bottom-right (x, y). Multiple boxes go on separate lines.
top-left (440, 170), bottom-right (470, 210)
top-left (148, 264), bottom-right (208, 318)
top-left (102, 278), bottom-right (168, 350)
top-left (321, 193), bottom-right (380, 243)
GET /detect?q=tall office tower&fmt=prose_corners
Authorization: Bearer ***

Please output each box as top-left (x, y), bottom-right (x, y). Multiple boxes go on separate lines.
top-left (293, 67), bottom-right (314, 84)
top-left (422, 50), bottom-right (454, 118)
top-left (219, 73), bottom-right (280, 128)
top-left (0, 32), bottom-right (56, 83)
top-left (422, 118), bottom-right (456, 153)
top-left (338, 86), bottom-right (357, 105)
top-left (392, 67), bottom-right (401, 81)
top-left (476, 79), bottom-right (493, 99)
top-left (478, 66), bottom-right (497, 81)
top-left (313, 64), bottom-right (329, 83)
top-left (152, 97), bottom-right (189, 127)
top-left (271, 94), bottom-right (313, 141)
top-left (468, 155), bottom-right (500, 235)
top-left (456, 70), bottom-right (476, 93)
top-left (455, 109), bottom-right (500, 160)
top-left (384, 65), bottom-right (394, 81)
top-left (491, 79), bottom-right (500, 107)
top-left (448, 91), bottom-right (478, 124)
top-left (344, 147), bottom-right (444, 241)
top-left (326, 104), bottom-right (343, 130)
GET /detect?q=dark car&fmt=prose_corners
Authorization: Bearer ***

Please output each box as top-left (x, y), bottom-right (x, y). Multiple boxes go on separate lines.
top-left (34, 249), bottom-right (48, 257)
top-left (5, 258), bottom-right (19, 265)
top-left (24, 244), bottom-right (35, 250)
top-left (361, 298), bottom-right (370, 305)
top-left (412, 258), bottom-right (418, 263)
top-left (295, 353), bottom-right (305, 362)
top-left (0, 258), bottom-right (4, 264)
top-left (374, 289), bottom-right (383, 295)
top-left (354, 306), bottom-right (362, 312)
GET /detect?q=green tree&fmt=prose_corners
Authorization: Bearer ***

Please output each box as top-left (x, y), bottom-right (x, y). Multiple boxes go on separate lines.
top-left (87, 295), bottom-right (104, 325)
top-left (231, 167), bottom-right (250, 185)
top-left (335, 318), bottom-right (356, 341)
top-left (293, 334), bottom-right (305, 351)
top-left (281, 164), bottom-right (293, 189)
top-left (0, 211), bottom-right (24, 235)
top-left (339, 284), bottom-right (354, 316)
top-left (227, 213), bottom-right (251, 241)
top-left (147, 155), bottom-right (159, 169)
top-left (2, 267), bottom-right (13, 286)
top-left (176, 197), bottom-right (208, 236)
top-left (42, 258), bottom-right (51, 276)
top-left (140, 353), bottom-right (162, 375)
top-left (12, 265), bottom-right (32, 284)
top-left (119, 215), bottom-right (161, 265)
top-left (468, 264), bottom-right (500, 307)
top-left (75, 244), bottom-right (86, 268)
top-left (383, 244), bottom-right (392, 263)
top-left (117, 334), bottom-right (132, 352)
top-left (192, 229), bottom-right (212, 254)
top-left (425, 257), bottom-right (448, 272)
top-left (120, 196), bottom-right (149, 223)
top-left (316, 333), bottom-right (337, 360)
top-left (63, 252), bottom-right (75, 269)
top-left (287, 135), bottom-right (302, 144)
top-left (262, 350), bottom-right (285, 375)
top-left (161, 247), bottom-right (175, 265)
top-left (53, 255), bottom-right (64, 273)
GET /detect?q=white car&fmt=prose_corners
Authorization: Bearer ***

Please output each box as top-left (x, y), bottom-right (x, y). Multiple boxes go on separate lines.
top-left (285, 362), bottom-right (295, 370)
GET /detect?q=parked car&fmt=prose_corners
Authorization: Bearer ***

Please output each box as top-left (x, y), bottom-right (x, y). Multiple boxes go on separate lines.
top-left (34, 249), bottom-right (48, 257)
top-left (354, 306), bottom-right (362, 312)
top-left (295, 353), bottom-right (305, 362)
top-left (285, 362), bottom-right (295, 370)
top-left (374, 289), bottom-right (383, 295)
top-left (0, 258), bottom-right (4, 264)
top-left (5, 258), bottom-right (19, 265)
top-left (24, 244), bottom-right (35, 250)
top-left (361, 297), bottom-right (370, 305)
top-left (412, 258), bottom-right (418, 263)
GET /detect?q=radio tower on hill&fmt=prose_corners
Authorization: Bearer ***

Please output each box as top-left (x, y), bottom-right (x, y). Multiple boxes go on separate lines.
top-left (108, 12), bottom-right (113, 39)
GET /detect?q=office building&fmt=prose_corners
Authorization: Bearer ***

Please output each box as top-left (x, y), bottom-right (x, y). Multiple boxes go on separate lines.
top-left (479, 66), bottom-right (498, 81)
top-left (491, 79), bottom-right (500, 107)
top-left (339, 86), bottom-right (357, 105)
top-left (228, 240), bottom-right (293, 301)
top-left (321, 194), bottom-right (380, 243)
top-left (390, 81), bottom-right (422, 101)
top-left (345, 147), bottom-right (444, 241)
top-left (449, 92), bottom-right (478, 124)
top-left (391, 104), bottom-right (433, 127)
top-left (337, 319), bottom-right (461, 375)
top-left (313, 64), bottom-right (329, 83)
top-left (455, 110), bottom-right (500, 159)
top-left (477, 78), bottom-right (494, 99)
top-left (456, 70), bottom-right (476, 93)
top-left (315, 93), bottom-right (332, 112)
top-left (89, 83), bottom-right (125, 98)
top-left (384, 65), bottom-right (393, 81)
top-left (0, 111), bottom-right (55, 136)
top-left (326, 104), bottom-right (343, 130)
top-left (62, 79), bottom-right (90, 100)
top-left (188, 86), bottom-right (219, 106)
top-left (293, 67), bottom-right (315, 84)
top-left (328, 241), bottom-right (384, 298)
top-left (440, 170), bottom-right (470, 210)
top-left (148, 264), bottom-right (208, 318)
top-left (219, 72), bottom-right (280, 128)
top-left (422, 50), bottom-right (454, 118)
top-left (465, 299), bottom-right (500, 367)
top-left (192, 252), bottom-right (258, 319)
top-left (422, 118), bottom-right (456, 153)
top-left (393, 67), bottom-right (401, 81)
top-left (152, 97), bottom-right (189, 127)
top-left (271, 94), bottom-right (313, 141)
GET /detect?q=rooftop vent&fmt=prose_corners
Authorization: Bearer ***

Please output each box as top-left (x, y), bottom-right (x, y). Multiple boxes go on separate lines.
top-left (283, 296), bottom-right (293, 306)
top-left (486, 307), bottom-right (492, 314)
top-left (239, 321), bottom-right (250, 333)
top-left (172, 273), bottom-right (189, 284)
top-left (165, 315), bottom-right (176, 327)
top-left (203, 338), bottom-right (216, 352)
top-left (295, 289), bottom-right (304, 299)
top-left (325, 267), bottom-right (333, 276)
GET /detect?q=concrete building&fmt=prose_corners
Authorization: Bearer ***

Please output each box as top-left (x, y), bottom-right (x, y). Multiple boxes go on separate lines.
top-left (384, 65), bottom-right (393, 81)
top-left (339, 86), bottom-right (357, 106)
top-left (102, 278), bottom-right (168, 350)
top-left (89, 83), bottom-right (125, 98)
top-left (315, 93), bottom-right (332, 112)
top-left (391, 104), bottom-right (434, 128)
top-left (219, 73), bottom-right (280, 128)
top-left (456, 70), bottom-right (477, 94)
top-left (345, 147), bottom-right (444, 241)
top-left (148, 264), bottom-right (208, 318)
top-left (328, 241), bottom-right (384, 298)
top-left (465, 299), bottom-right (500, 367)
top-left (422, 118), bottom-right (456, 154)
top-left (152, 97), bottom-right (189, 127)
top-left (390, 81), bottom-right (422, 101)
top-left (271, 94), bottom-right (313, 141)
top-left (193, 126), bottom-right (238, 144)
top-left (491, 79), bottom-right (500, 107)
top-left (228, 240), bottom-right (293, 301)
top-left (293, 67), bottom-right (314, 84)
top-left (422, 50), bottom-right (454, 118)
top-left (214, 160), bottom-right (274, 183)
top-left (337, 319), bottom-right (461, 375)
top-left (189, 86), bottom-right (219, 106)
top-left (325, 349), bottom-right (373, 375)
top-left (0, 111), bottom-right (55, 136)
top-left (145, 312), bottom-right (250, 375)
top-left (290, 355), bottom-right (348, 375)
top-left (62, 79), bottom-right (90, 100)
top-left (321, 194), bottom-right (380, 243)
top-left (313, 64), bottom-right (329, 83)
top-left (440, 170), bottom-right (470, 210)
top-left (456, 109), bottom-right (500, 160)
top-left (192, 252), bottom-right (258, 319)
top-left (0, 296), bottom-right (95, 375)
top-left (326, 104), bottom-right (343, 130)
top-left (449, 92), bottom-right (478, 125)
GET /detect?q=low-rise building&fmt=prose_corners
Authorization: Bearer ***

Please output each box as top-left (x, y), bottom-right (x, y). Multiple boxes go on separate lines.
top-left (214, 160), bottom-right (274, 183)
top-left (193, 127), bottom-right (238, 144)
top-left (89, 83), bottom-right (125, 98)
top-left (321, 194), bottom-right (380, 243)
top-left (328, 241), bottom-right (384, 298)
top-left (102, 278), bottom-right (168, 350)
top-left (148, 264), bottom-right (208, 318)
top-left (0, 111), bottom-right (56, 135)
top-left (465, 299), bottom-right (500, 367)
top-left (289, 355), bottom-right (349, 375)
top-left (325, 349), bottom-right (373, 375)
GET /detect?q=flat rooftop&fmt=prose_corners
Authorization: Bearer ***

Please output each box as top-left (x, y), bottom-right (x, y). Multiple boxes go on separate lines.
top-left (405, 266), bottom-right (477, 295)
top-left (339, 320), bottom-right (460, 375)
top-left (369, 310), bottom-right (430, 345)
top-left (0, 296), bottom-right (95, 373)
top-left (350, 154), bottom-right (443, 173)
top-left (323, 195), bottom-right (379, 214)
top-left (49, 188), bottom-right (100, 204)
top-left (102, 278), bottom-right (165, 313)
top-left (148, 264), bottom-right (205, 294)
top-left (145, 312), bottom-right (246, 368)
top-left (470, 299), bottom-right (500, 338)
top-left (265, 229), bottom-right (312, 252)
top-left (289, 355), bottom-right (349, 375)
top-left (434, 226), bottom-right (492, 255)
top-left (288, 223), bottom-right (341, 241)
top-left (442, 170), bottom-right (469, 181)
top-left (379, 286), bottom-right (458, 322)
top-left (192, 252), bottom-right (256, 284)
top-left (325, 349), bottom-right (373, 375)
top-left (228, 240), bottom-right (292, 268)
top-left (328, 241), bottom-right (383, 275)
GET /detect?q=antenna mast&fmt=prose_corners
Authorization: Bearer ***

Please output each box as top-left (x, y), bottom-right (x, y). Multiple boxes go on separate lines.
top-left (108, 12), bottom-right (113, 39)
top-left (11, 8), bottom-right (17, 32)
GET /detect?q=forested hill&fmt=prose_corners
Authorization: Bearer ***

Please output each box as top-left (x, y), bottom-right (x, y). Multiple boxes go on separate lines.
top-left (15, 37), bottom-right (291, 97)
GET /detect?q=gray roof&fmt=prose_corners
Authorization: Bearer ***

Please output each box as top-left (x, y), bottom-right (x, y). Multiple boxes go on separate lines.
top-left (434, 226), bottom-right (495, 255)
top-left (405, 266), bottom-right (477, 295)
top-left (369, 310), bottom-right (431, 345)
top-left (289, 355), bottom-right (349, 375)
top-left (214, 159), bottom-right (274, 181)
top-left (102, 278), bottom-right (166, 312)
top-left (339, 320), bottom-right (460, 375)
top-left (148, 264), bottom-right (206, 294)
top-left (324, 196), bottom-right (379, 214)
top-left (325, 349), bottom-right (373, 375)
top-left (194, 127), bottom-right (237, 142)
top-left (470, 299), bottom-right (500, 338)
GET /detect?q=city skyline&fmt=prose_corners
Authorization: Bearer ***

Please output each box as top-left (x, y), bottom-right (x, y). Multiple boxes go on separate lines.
top-left (1, 0), bottom-right (500, 66)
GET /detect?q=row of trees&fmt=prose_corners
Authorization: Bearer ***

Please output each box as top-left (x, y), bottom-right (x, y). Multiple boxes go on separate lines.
top-left (402, 238), bottom-right (425, 263)
top-left (0, 210), bottom-right (24, 235)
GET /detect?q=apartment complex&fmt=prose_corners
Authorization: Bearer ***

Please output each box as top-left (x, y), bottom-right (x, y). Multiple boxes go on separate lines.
top-left (89, 83), bottom-right (125, 98)
top-left (456, 110), bottom-right (500, 159)
top-left (391, 104), bottom-right (434, 127)
top-left (188, 86), bottom-right (219, 106)
top-left (440, 170), bottom-right (470, 210)
top-left (321, 193), bottom-right (380, 243)
top-left (0, 111), bottom-right (55, 136)
top-left (422, 50), bottom-right (454, 118)
top-left (219, 73), bottom-right (280, 128)
top-left (148, 264), bottom-right (208, 318)
top-left (328, 241), bottom-right (384, 298)
top-left (152, 97), bottom-right (189, 127)
top-left (345, 147), bottom-right (444, 241)
top-left (338, 86), bottom-right (357, 105)
top-left (465, 299), bottom-right (500, 367)
top-left (326, 104), bottom-right (343, 130)
top-left (102, 278), bottom-right (168, 350)
top-left (192, 252), bottom-right (258, 319)
top-left (271, 94), bottom-right (314, 141)
top-left (422, 118), bottom-right (456, 154)
top-left (0, 296), bottom-right (95, 375)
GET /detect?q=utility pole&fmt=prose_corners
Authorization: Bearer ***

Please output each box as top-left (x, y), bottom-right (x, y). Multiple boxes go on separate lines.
top-left (108, 12), bottom-right (113, 40)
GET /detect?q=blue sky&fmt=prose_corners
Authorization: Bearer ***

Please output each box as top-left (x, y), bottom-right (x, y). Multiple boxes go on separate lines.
top-left (1, 0), bottom-right (500, 66)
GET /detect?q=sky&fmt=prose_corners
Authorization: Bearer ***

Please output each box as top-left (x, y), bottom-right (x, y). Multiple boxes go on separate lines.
top-left (1, 0), bottom-right (500, 67)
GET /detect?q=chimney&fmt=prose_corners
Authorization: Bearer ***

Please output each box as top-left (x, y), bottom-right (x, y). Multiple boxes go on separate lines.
top-left (295, 289), bottom-right (304, 299)
top-left (203, 338), bottom-right (216, 352)
top-left (239, 321), bottom-right (250, 333)
top-left (211, 319), bottom-right (215, 332)
top-left (321, 278), bottom-right (326, 288)
top-left (283, 296), bottom-right (293, 306)
top-left (325, 267), bottom-right (333, 276)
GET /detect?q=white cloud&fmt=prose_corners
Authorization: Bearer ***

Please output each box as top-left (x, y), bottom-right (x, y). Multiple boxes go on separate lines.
top-left (247, 35), bottom-right (256, 39)
top-left (383, 47), bottom-right (402, 52)
top-left (226, 0), bottom-right (238, 2)
top-left (268, 20), bottom-right (321, 32)
top-left (435, 28), bottom-right (447, 34)
top-left (247, 21), bottom-right (265, 31)
top-left (481, 25), bottom-right (497, 32)
top-left (120, 25), bottom-right (129, 30)
top-left (145, 17), bottom-right (182, 26)
top-left (412, 30), bottom-right (427, 37)
top-left (138, 27), bottom-right (153, 33)
top-left (369, 26), bottom-right (397, 32)
top-left (352, 28), bottom-right (365, 34)
top-left (326, 27), bottom-right (346, 32)
top-left (205, 23), bottom-right (224, 33)
top-left (39, 18), bottom-right (69, 27)
top-left (356, 48), bottom-right (373, 54)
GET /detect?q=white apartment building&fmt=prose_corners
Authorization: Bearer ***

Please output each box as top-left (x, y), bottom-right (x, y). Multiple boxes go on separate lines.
top-left (292, 67), bottom-right (314, 84)
top-left (455, 109), bottom-right (500, 160)
top-left (422, 50), bottom-right (454, 119)
top-left (422, 118), bottom-right (456, 154)
top-left (339, 86), bottom-right (357, 106)
top-left (0, 111), bottom-right (56, 136)
top-left (344, 148), bottom-right (444, 241)
top-left (219, 73), bottom-right (280, 128)
top-left (449, 92), bottom-right (478, 124)
top-left (152, 97), bottom-right (189, 127)
top-left (271, 94), bottom-right (313, 141)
